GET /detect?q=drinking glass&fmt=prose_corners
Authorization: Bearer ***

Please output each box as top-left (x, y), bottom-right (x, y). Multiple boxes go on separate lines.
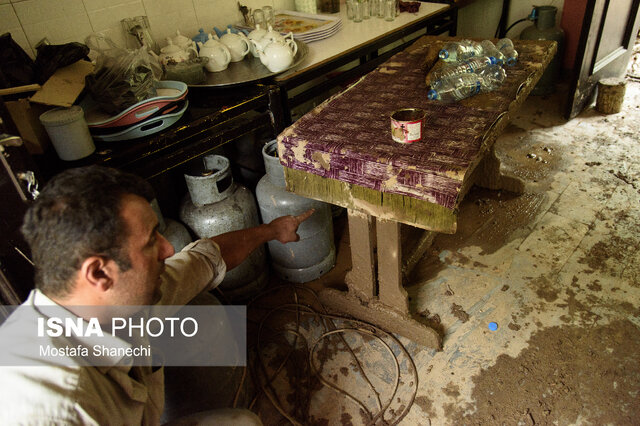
top-left (369, 0), bottom-right (378, 18)
top-left (253, 9), bottom-right (266, 28)
top-left (384, 0), bottom-right (395, 21)
top-left (346, 0), bottom-right (355, 20)
top-left (263, 6), bottom-right (274, 28)
top-left (376, 0), bottom-right (385, 18)
top-left (362, 0), bottom-right (370, 19)
top-left (353, 1), bottom-right (363, 22)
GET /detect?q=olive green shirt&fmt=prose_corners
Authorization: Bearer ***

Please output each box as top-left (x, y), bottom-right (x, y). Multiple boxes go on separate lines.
top-left (0, 239), bottom-right (226, 425)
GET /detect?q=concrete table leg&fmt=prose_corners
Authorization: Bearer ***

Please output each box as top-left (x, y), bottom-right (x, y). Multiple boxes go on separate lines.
top-left (344, 209), bottom-right (376, 302)
top-left (319, 209), bottom-right (442, 350)
top-left (473, 142), bottom-right (526, 194)
top-left (376, 219), bottom-right (409, 315)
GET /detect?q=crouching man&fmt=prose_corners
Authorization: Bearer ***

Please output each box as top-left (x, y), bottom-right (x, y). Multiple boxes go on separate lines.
top-left (0, 165), bottom-right (312, 425)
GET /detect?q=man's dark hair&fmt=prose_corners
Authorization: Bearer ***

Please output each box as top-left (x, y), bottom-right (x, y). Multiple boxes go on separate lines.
top-left (21, 166), bottom-right (155, 297)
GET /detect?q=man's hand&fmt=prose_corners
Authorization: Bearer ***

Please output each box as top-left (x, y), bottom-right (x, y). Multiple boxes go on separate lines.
top-left (211, 209), bottom-right (315, 270)
top-left (268, 209), bottom-right (315, 243)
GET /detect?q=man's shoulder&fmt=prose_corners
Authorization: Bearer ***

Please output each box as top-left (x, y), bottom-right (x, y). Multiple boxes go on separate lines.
top-left (0, 364), bottom-right (101, 425)
top-left (0, 293), bottom-right (113, 425)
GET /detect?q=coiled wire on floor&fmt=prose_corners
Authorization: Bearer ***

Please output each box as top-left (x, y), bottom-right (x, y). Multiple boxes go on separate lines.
top-left (232, 284), bottom-right (419, 425)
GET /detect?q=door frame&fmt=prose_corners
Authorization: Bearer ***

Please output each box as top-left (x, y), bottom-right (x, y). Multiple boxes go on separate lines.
top-left (566, 0), bottom-right (640, 118)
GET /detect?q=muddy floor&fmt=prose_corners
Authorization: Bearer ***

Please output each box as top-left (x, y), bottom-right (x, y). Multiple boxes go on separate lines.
top-left (239, 78), bottom-right (640, 425)
top-left (425, 319), bottom-right (640, 425)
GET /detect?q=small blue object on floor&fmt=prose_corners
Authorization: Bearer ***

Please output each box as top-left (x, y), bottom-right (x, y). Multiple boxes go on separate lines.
top-left (488, 322), bottom-right (498, 331)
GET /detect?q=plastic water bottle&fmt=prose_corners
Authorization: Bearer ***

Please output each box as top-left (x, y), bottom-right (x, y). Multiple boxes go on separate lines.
top-left (496, 38), bottom-right (518, 66)
top-left (429, 56), bottom-right (496, 82)
top-left (479, 40), bottom-right (505, 66)
top-left (428, 64), bottom-right (506, 102)
top-left (427, 74), bottom-right (484, 102)
top-left (466, 56), bottom-right (498, 71)
top-left (438, 40), bottom-right (483, 62)
top-left (476, 64), bottom-right (507, 92)
top-left (495, 38), bottom-right (514, 51)
top-left (429, 62), bottom-right (472, 82)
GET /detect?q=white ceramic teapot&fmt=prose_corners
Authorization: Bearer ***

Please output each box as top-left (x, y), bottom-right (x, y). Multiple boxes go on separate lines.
top-left (169, 30), bottom-right (196, 51)
top-left (159, 39), bottom-right (197, 65)
top-left (255, 39), bottom-right (298, 73)
top-left (263, 25), bottom-right (295, 46)
top-left (197, 34), bottom-right (231, 72)
top-left (219, 28), bottom-right (250, 62)
top-left (248, 24), bottom-right (268, 58)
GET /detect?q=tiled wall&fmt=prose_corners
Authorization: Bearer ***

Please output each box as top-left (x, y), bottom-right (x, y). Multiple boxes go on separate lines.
top-left (0, 0), bottom-right (295, 58)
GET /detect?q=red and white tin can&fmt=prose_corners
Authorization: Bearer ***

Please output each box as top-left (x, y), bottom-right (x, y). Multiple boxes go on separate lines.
top-left (390, 108), bottom-right (426, 144)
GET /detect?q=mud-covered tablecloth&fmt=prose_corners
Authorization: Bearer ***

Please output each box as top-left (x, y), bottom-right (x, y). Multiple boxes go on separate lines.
top-left (278, 37), bottom-right (556, 210)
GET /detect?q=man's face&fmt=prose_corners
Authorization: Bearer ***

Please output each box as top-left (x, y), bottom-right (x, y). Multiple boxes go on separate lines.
top-left (113, 194), bottom-right (175, 305)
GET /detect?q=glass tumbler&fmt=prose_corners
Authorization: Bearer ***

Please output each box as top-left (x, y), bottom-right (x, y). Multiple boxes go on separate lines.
top-left (376, 0), bottom-right (385, 18)
top-left (263, 5), bottom-right (274, 28)
top-left (384, 0), bottom-right (395, 21)
top-left (362, 0), bottom-right (370, 19)
top-left (353, 1), bottom-right (363, 22)
top-left (346, 0), bottom-right (355, 20)
top-left (369, 0), bottom-right (378, 18)
top-left (253, 9), bottom-right (266, 28)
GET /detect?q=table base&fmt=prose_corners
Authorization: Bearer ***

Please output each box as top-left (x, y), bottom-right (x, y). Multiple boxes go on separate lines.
top-left (319, 288), bottom-right (442, 349)
top-left (319, 143), bottom-right (525, 350)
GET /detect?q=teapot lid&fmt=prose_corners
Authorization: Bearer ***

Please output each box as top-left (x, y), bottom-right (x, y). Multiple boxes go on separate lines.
top-left (220, 29), bottom-right (236, 40)
top-left (172, 30), bottom-right (191, 45)
top-left (192, 28), bottom-right (208, 44)
top-left (161, 39), bottom-right (182, 53)
top-left (249, 24), bottom-right (267, 36)
top-left (202, 33), bottom-right (222, 46)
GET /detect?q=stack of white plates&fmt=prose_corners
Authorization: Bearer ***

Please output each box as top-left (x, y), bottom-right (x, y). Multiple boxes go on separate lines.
top-left (293, 20), bottom-right (342, 43)
top-left (273, 10), bottom-right (342, 43)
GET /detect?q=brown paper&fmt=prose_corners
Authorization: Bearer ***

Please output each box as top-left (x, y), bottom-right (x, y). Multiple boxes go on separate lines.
top-left (30, 60), bottom-right (94, 107)
top-left (5, 99), bottom-right (52, 154)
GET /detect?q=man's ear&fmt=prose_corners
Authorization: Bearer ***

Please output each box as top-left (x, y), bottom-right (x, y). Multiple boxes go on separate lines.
top-left (80, 256), bottom-right (117, 292)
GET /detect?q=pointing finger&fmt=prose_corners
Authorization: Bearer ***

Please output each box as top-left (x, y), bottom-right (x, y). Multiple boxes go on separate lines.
top-left (295, 209), bottom-right (315, 224)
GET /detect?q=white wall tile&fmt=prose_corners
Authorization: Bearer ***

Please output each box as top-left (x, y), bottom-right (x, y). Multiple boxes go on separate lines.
top-left (22, 14), bottom-right (93, 48)
top-left (0, 3), bottom-right (20, 28)
top-left (142, 0), bottom-right (189, 14)
top-left (273, 0), bottom-right (296, 11)
top-left (143, 0), bottom-right (198, 46)
top-left (192, 0), bottom-right (242, 33)
top-left (0, 5), bottom-right (34, 57)
top-left (13, 0), bottom-right (93, 51)
top-left (13, 0), bottom-right (87, 25)
top-left (87, 1), bottom-right (145, 30)
top-left (87, 0), bottom-right (146, 48)
top-left (83, 0), bottom-right (136, 12)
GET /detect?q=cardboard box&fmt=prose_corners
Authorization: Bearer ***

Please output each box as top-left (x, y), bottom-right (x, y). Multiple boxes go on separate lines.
top-left (5, 98), bottom-right (52, 155)
top-left (30, 60), bottom-right (94, 108)
top-left (4, 60), bottom-right (95, 155)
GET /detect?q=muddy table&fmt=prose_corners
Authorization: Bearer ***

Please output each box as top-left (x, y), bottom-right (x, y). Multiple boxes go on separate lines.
top-left (277, 36), bottom-right (557, 349)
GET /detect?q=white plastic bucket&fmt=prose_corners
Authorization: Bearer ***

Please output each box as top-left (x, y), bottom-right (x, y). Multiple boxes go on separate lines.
top-left (39, 106), bottom-right (95, 161)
